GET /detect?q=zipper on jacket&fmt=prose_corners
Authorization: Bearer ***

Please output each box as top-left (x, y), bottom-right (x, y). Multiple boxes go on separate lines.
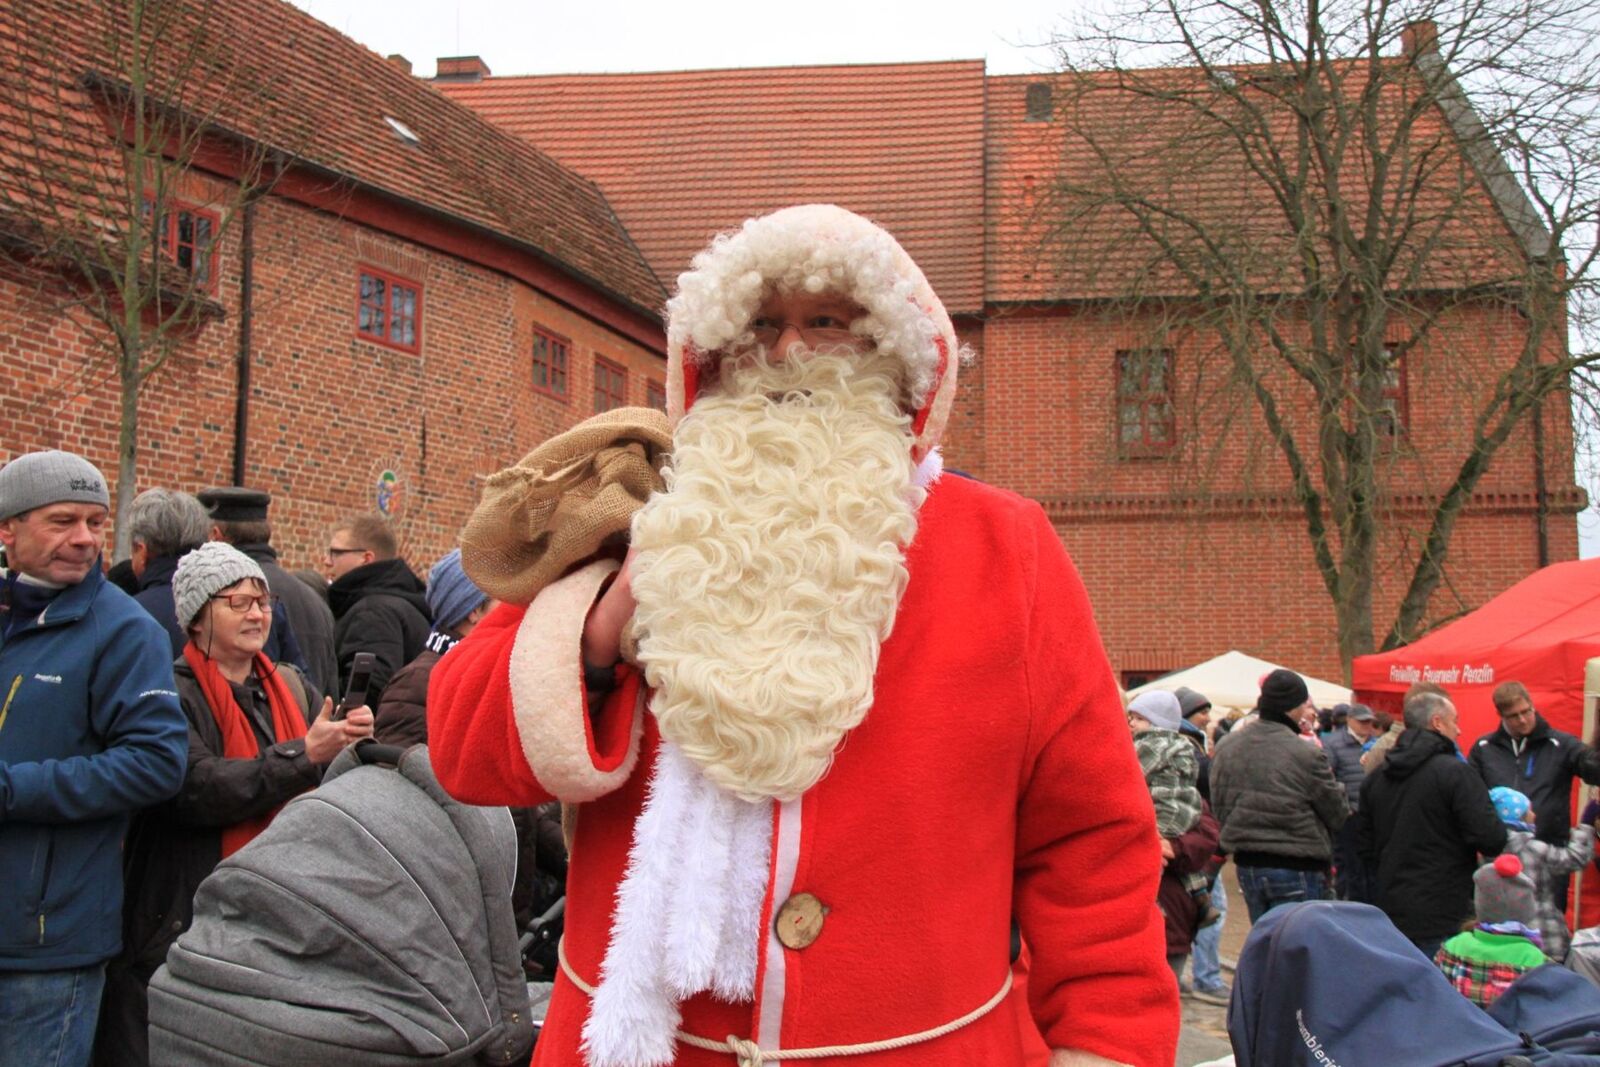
top-left (0, 674), bottom-right (20, 734)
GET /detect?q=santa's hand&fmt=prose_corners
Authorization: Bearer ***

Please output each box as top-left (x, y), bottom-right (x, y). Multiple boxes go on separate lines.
top-left (583, 548), bottom-right (637, 668)
top-left (1159, 838), bottom-right (1175, 865)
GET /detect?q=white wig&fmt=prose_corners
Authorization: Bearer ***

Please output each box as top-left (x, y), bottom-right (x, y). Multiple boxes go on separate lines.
top-left (663, 204), bottom-right (962, 462)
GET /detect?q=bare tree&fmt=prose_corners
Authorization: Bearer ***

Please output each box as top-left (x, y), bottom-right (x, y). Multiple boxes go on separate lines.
top-left (1020, 0), bottom-right (1600, 675)
top-left (0, 0), bottom-right (314, 558)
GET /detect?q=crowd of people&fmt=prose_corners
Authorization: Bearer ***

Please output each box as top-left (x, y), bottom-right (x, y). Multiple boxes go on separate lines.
top-left (21, 204), bottom-right (1600, 1067)
top-left (0, 450), bottom-right (570, 1067)
top-left (1135, 666), bottom-right (1600, 1013)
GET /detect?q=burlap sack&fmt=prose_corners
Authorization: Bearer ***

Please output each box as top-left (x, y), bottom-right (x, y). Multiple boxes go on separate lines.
top-left (460, 407), bottom-right (672, 604)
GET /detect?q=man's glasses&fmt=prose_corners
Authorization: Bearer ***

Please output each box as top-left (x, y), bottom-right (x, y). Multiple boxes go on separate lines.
top-left (748, 318), bottom-right (860, 350)
top-left (210, 593), bottom-right (278, 614)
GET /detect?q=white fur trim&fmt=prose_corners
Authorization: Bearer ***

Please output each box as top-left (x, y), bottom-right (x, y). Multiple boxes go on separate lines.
top-left (1050, 1052), bottom-right (1135, 1067)
top-left (506, 559), bottom-right (642, 802)
top-left (583, 742), bottom-right (773, 1067)
top-left (664, 204), bottom-right (963, 459)
top-left (912, 447), bottom-right (944, 489)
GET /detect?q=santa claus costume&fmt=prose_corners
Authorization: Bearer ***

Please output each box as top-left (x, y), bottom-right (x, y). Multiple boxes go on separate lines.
top-left (428, 205), bottom-right (1178, 1067)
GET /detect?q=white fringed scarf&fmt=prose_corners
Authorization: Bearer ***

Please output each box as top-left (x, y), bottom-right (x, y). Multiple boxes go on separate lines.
top-left (581, 741), bottom-right (774, 1067)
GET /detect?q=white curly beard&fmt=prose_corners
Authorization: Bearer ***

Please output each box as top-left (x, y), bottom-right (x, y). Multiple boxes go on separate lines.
top-left (629, 346), bottom-right (922, 803)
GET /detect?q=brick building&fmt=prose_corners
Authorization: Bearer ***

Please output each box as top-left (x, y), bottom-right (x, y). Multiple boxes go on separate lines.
top-left (0, 0), bottom-right (668, 574)
top-left (437, 48), bottom-right (1580, 682)
top-left (0, 0), bottom-right (1579, 682)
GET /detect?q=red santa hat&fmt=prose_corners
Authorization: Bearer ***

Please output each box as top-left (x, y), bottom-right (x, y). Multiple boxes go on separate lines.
top-left (664, 204), bottom-right (963, 463)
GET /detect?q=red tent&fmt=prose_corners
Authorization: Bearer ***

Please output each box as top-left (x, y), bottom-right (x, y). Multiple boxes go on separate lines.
top-left (1352, 556), bottom-right (1600, 926)
top-left (1351, 558), bottom-right (1600, 747)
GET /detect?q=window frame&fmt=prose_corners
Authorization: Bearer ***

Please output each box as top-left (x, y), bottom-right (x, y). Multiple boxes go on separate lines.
top-left (1114, 347), bottom-right (1177, 458)
top-left (355, 265), bottom-right (423, 354)
top-left (1375, 342), bottom-right (1410, 438)
top-left (531, 325), bottom-right (571, 401)
top-left (593, 356), bottom-right (627, 413)
top-left (645, 378), bottom-right (667, 412)
top-left (145, 198), bottom-right (221, 292)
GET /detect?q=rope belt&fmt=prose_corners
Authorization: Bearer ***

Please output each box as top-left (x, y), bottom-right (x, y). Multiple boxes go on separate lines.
top-left (558, 938), bottom-right (1014, 1066)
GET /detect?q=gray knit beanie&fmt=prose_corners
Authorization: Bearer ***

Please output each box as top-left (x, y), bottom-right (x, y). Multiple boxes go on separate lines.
top-left (173, 541), bottom-right (266, 630)
top-left (1475, 853), bottom-right (1538, 927)
top-left (0, 450), bottom-right (110, 519)
top-left (1129, 690), bottom-right (1184, 732)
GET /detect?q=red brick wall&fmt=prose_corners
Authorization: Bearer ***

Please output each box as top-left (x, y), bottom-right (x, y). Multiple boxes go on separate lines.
top-left (0, 189), bottom-right (666, 579)
top-left (976, 304), bottom-right (1582, 681)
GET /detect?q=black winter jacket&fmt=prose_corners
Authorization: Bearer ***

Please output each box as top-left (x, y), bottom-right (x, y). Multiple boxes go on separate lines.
top-left (1468, 715), bottom-right (1600, 844)
top-left (329, 558), bottom-right (431, 701)
top-left (1210, 719), bottom-right (1348, 866)
top-left (1358, 727), bottom-right (1508, 942)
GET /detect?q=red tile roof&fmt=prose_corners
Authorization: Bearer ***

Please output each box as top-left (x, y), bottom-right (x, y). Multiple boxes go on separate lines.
top-left (0, 0), bottom-right (664, 317)
top-left (985, 67), bottom-right (1531, 303)
top-left (437, 61), bottom-right (989, 315)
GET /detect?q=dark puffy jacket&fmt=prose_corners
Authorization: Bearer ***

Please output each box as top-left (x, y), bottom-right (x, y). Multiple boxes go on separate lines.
top-left (329, 558), bottom-right (430, 701)
top-left (372, 635), bottom-right (452, 749)
top-left (1323, 727), bottom-right (1368, 811)
top-left (1210, 719), bottom-right (1348, 866)
top-left (1358, 727), bottom-right (1508, 942)
top-left (98, 658), bottom-right (321, 1067)
top-left (1469, 716), bottom-right (1600, 845)
top-left (237, 543), bottom-right (338, 698)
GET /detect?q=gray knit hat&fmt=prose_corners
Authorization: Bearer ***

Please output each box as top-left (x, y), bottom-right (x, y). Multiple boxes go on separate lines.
top-left (173, 541), bottom-right (266, 630)
top-left (0, 450), bottom-right (110, 520)
top-left (1475, 853), bottom-right (1538, 927)
top-left (1129, 690), bottom-right (1184, 732)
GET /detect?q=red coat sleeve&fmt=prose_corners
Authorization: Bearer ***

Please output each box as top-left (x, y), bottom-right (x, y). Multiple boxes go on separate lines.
top-left (427, 601), bottom-right (550, 806)
top-left (1010, 504), bottom-right (1180, 1067)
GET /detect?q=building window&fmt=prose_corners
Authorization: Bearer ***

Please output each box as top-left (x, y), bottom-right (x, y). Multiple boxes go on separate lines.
top-left (1376, 343), bottom-right (1408, 436)
top-left (144, 199), bottom-right (219, 289)
top-left (1025, 82), bottom-right (1054, 122)
top-left (1116, 348), bottom-right (1175, 456)
top-left (356, 267), bottom-right (421, 352)
top-left (532, 327), bottom-right (569, 398)
top-left (594, 357), bottom-right (627, 413)
top-left (1120, 669), bottom-right (1172, 689)
top-left (646, 378), bottom-right (666, 411)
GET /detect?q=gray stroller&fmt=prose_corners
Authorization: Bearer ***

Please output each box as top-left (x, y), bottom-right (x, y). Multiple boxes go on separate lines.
top-left (148, 743), bottom-right (534, 1066)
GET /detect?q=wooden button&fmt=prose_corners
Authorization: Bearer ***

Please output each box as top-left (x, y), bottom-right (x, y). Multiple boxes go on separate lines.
top-left (775, 892), bottom-right (828, 950)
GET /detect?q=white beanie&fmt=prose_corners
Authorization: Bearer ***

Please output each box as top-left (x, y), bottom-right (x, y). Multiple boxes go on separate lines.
top-left (173, 541), bottom-right (265, 629)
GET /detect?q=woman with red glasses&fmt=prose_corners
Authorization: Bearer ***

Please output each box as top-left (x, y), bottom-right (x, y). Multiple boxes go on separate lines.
top-left (93, 542), bottom-right (373, 1067)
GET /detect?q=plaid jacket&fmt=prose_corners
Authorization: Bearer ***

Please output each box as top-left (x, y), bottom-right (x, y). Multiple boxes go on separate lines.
top-left (1435, 940), bottom-right (1539, 1008)
top-left (1135, 729), bottom-right (1202, 838)
top-left (1505, 824), bottom-right (1595, 961)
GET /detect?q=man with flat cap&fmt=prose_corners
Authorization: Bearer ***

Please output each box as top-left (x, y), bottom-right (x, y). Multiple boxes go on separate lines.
top-left (0, 450), bottom-right (187, 1067)
top-left (199, 487), bottom-right (337, 696)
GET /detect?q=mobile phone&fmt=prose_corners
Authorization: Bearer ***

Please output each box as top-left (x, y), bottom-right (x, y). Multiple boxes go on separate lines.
top-left (335, 652), bottom-right (376, 721)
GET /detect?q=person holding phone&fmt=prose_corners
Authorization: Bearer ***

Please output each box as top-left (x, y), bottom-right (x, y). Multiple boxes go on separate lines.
top-left (94, 542), bottom-right (373, 1067)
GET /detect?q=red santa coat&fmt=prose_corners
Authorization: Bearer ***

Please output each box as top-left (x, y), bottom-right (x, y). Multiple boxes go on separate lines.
top-left (429, 474), bottom-right (1178, 1066)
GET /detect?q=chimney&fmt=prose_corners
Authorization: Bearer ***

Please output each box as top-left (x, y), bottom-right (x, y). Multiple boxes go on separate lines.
top-left (386, 54), bottom-right (412, 75)
top-left (434, 55), bottom-right (491, 83)
top-left (1401, 20), bottom-right (1438, 57)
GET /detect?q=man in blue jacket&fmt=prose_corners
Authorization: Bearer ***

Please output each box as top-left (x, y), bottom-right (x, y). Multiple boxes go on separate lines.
top-left (0, 451), bottom-right (187, 1067)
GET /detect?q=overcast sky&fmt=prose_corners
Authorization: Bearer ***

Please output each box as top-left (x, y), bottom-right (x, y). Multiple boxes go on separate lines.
top-left (292, 0), bottom-right (1075, 78)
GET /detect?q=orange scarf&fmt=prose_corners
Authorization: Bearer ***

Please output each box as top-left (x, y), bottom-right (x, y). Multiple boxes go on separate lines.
top-left (182, 642), bottom-right (309, 858)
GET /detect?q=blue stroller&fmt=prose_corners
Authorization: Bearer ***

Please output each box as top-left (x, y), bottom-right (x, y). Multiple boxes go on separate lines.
top-left (1229, 901), bottom-right (1600, 1067)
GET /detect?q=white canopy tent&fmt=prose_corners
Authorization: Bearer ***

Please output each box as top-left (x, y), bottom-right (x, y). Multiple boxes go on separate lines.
top-left (1125, 650), bottom-right (1351, 714)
